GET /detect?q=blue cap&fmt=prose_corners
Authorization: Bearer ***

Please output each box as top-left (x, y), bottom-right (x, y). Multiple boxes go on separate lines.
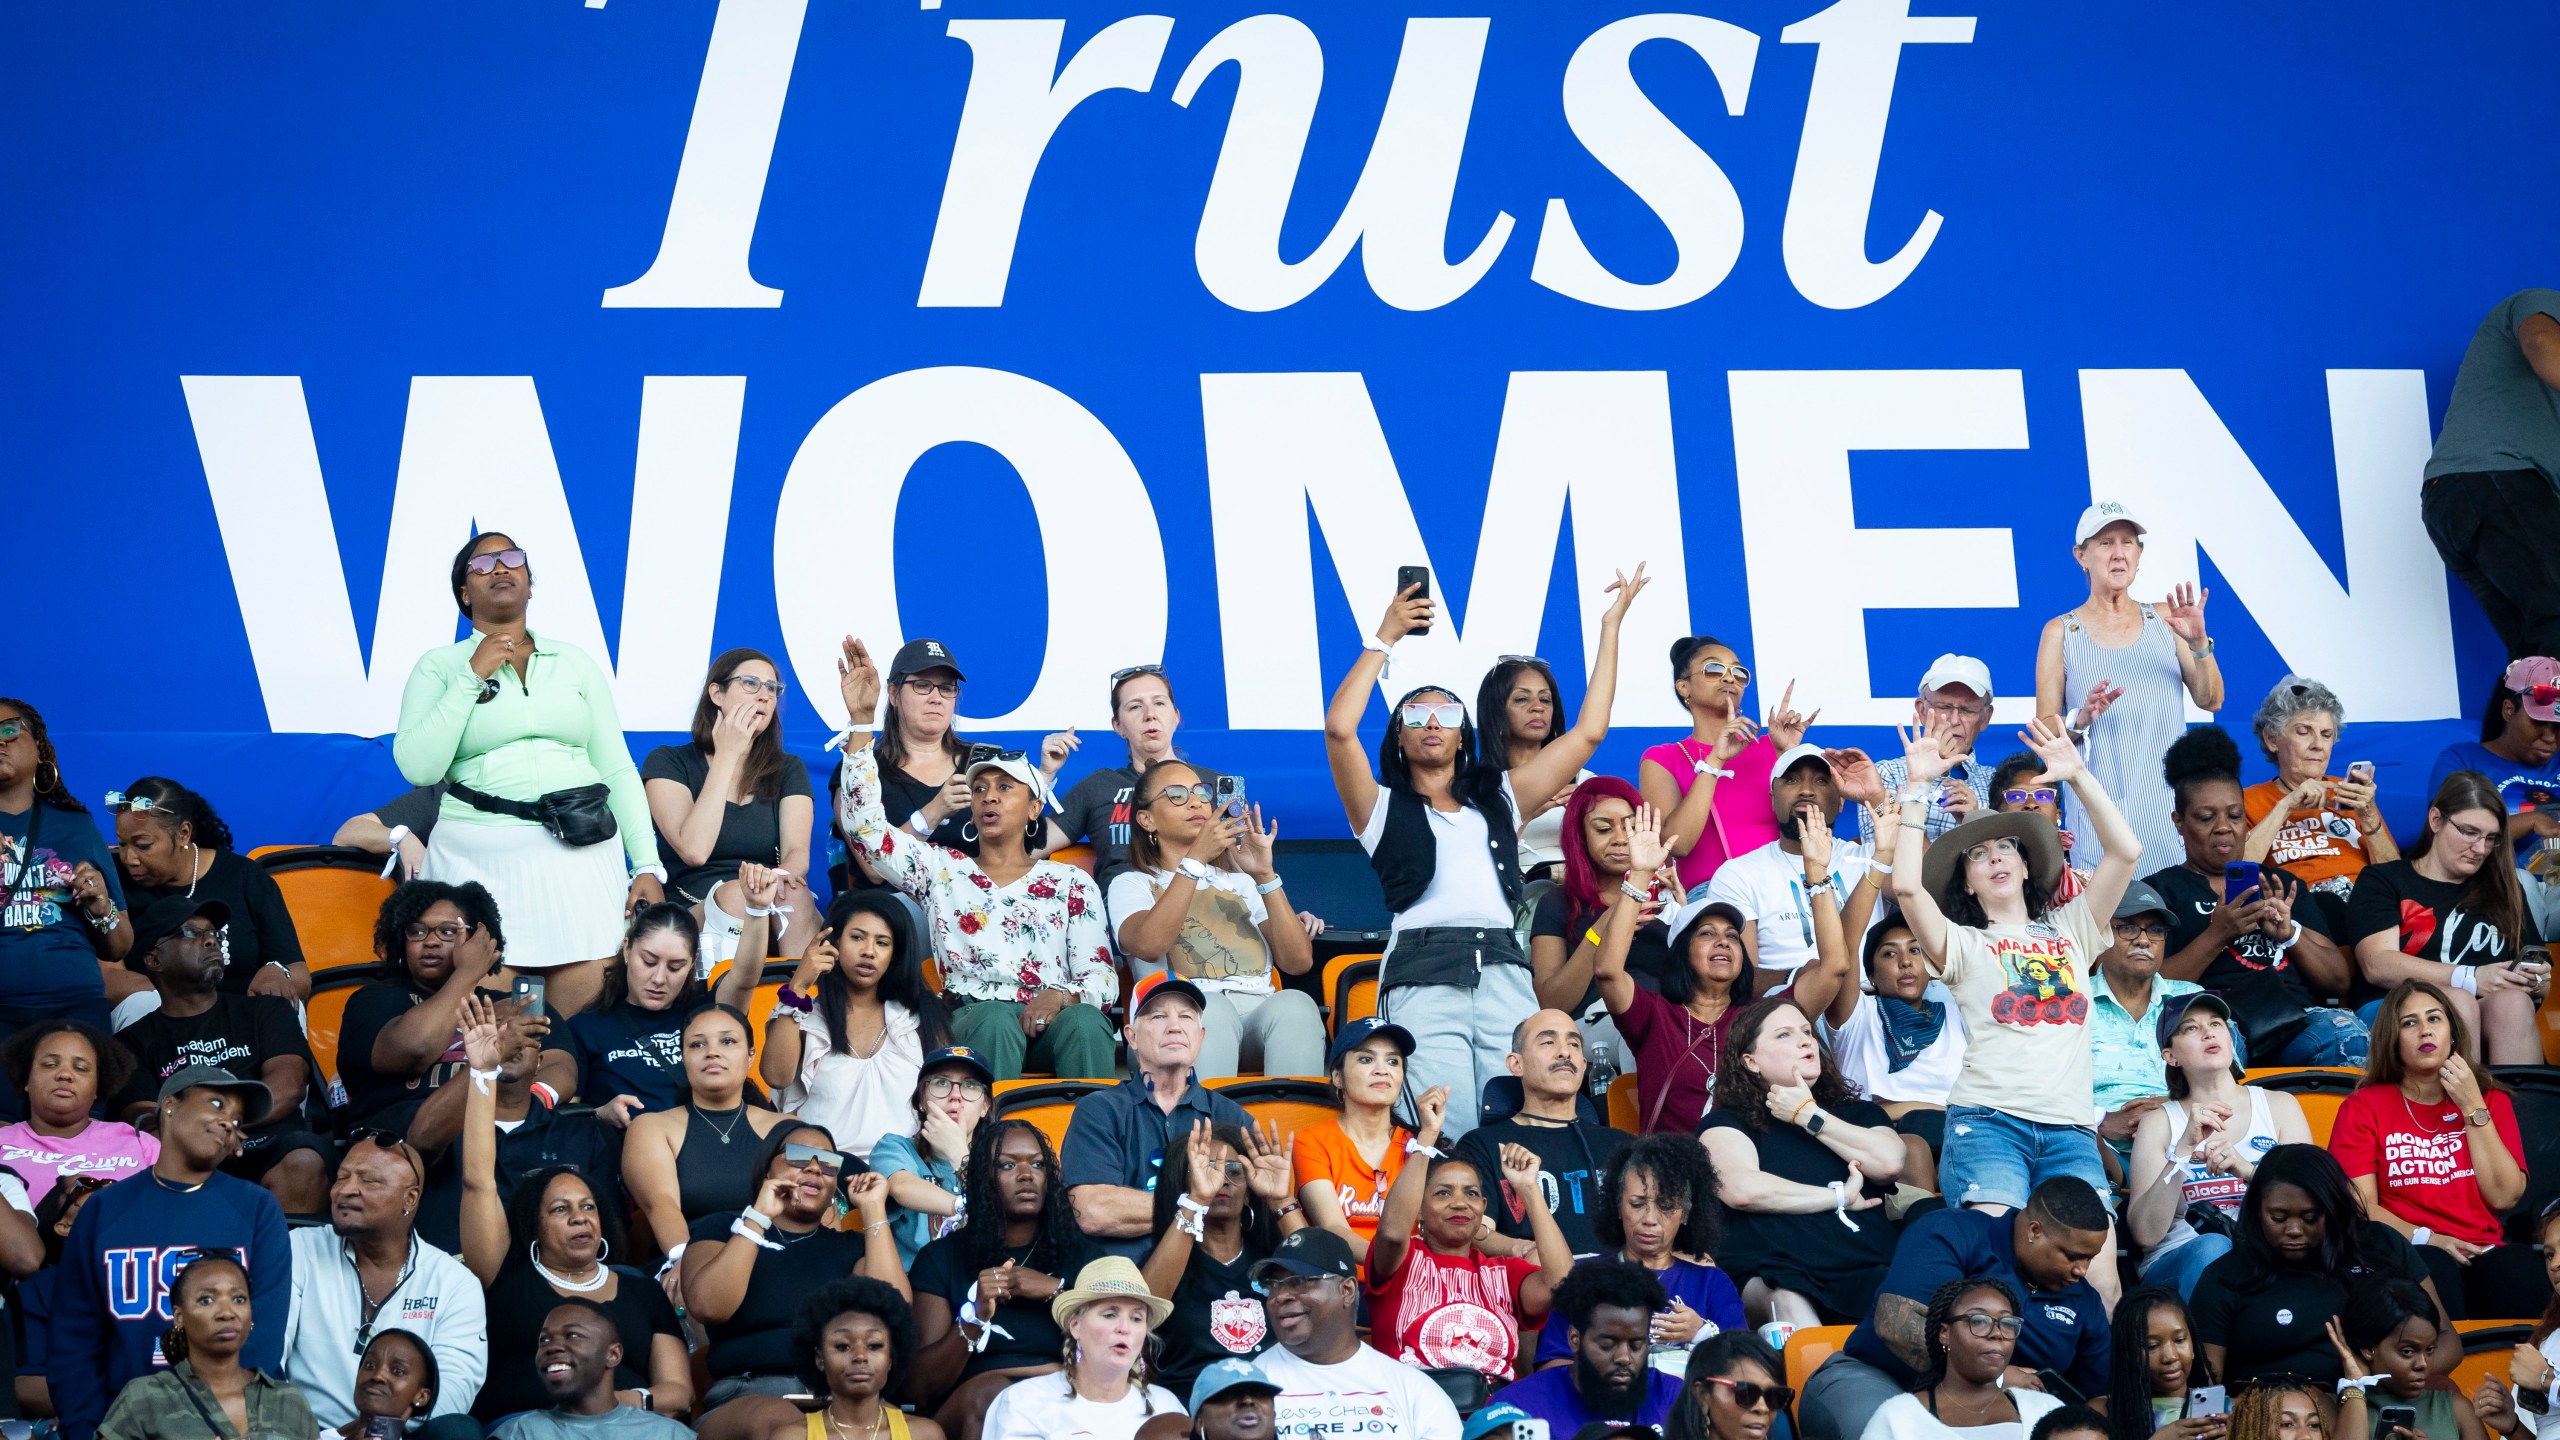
top-left (1189, 1358), bottom-right (1281, 1412)
top-left (1326, 1015), bottom-right (1416, 1072)
top-left (920, 1046), bottom-right (995, 1087)
top-left (1463, 1404), bottom-right (1532, 1440)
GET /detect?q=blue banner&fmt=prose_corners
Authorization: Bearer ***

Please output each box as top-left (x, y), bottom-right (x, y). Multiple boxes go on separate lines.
top-left (9, 1), bottom-right (2552, 858)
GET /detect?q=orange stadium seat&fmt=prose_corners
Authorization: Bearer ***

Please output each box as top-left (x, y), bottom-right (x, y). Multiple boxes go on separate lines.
top-left (254, 846), bottom-right (396, 972)
top-left (1052, 844), bottom-right (1098, 878)
top-left (2451, 1322), bottom-right (2534, 1408)
top-left (1323, 953), bottom-right (1381, 1033)
top-left (305, 965), bottom-right (384, 1087)
top-left (1209, 1077), bottom-right (1336, 1149)
top-left (993, 1077), bottom-right (1104, 1153)
top-left (2292, 1091), bottom-right (2345, 1148)
top-left (1783, 1325), bottom-right (1855, 1420)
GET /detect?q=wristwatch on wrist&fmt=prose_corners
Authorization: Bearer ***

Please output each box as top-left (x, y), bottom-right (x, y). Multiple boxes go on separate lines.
top-left (1804, 1110), bottom-right (1828, 1137)
top-left (2466, 1106), bottom-right (2492, 1128)
top-left (2189, 636), bottom-right (2216, 659)
top-left (1178, 857), bottom-right (1219, 883)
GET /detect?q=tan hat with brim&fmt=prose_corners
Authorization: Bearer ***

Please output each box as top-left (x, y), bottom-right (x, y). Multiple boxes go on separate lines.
top-left (1918, 811), bottom-right (2067, 900)
top-left (1052, 1255), bottom-right (1175, 1329)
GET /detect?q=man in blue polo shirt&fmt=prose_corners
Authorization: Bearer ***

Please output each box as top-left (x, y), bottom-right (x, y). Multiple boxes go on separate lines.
top-left (1061, 971), bottom-right (1252, 1258)
top-left (1800, 1176), bottom-right (2111, 1440)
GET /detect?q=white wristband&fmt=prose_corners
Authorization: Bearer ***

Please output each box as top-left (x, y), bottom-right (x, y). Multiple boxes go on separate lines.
top-left (731, 1217), bottom-right (783, 1250)
top-left (1829, 1179), bottom-right (1861, 1233)
top-left (633, 865), bottom-right (667, 882)
top-left (1406, 1139), bottom-right (1444, 1159)
top-left (2411, 1226), bottom-right (2432, 1248)
top-left (469, 1066), bottom-right (500, 1095)
top-left (2449, 966), bottom-right (2480, 996)
top-left (1363, 636), bottom-right (1394, 655)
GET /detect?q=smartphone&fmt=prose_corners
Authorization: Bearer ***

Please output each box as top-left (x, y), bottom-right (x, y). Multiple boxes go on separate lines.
top-left (1214, 774), bottom-right (1247, 819)
top-left (512, 973), bottom-right (547, 1021)
top-left (364, 1417), bottom-right (405, 1440)
top-left (1503, 1423), bottom-right (1549, 1440)
top-left (2378, 1406), bottom-right (2417, 1432)
top-left (2522, 1386), bottom-right (2552, 1417)
top-left (2187, 1386), bottom-right (2229, 1418)
top-left (2037, 1370), bottom-right (2088, 1407)
top-left (965, 743), bottom-right (1001, 769)
top-left (2348, 760), bottom-right (2375, 784)
top-left (1396, 565), bottom-right (1432, 636)
top-left (2222, 860), bottom-right (2261, 905)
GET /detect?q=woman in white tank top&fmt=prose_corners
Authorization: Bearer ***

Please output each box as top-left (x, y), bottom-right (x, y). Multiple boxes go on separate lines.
top-left (2125, 993), bottom-right (2312, 1299)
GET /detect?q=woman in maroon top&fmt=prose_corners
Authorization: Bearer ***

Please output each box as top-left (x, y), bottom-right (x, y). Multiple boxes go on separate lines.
top-left (2329, 978), bottom-right (2540, 1319)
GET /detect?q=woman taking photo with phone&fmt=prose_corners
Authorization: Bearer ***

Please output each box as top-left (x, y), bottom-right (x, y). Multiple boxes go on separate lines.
top-left (1108, 758), bottom-right (1320, 1080)
top-left (2346, 772), bottom-right (2547, 1065)
top-left (1324, 565), bottom-right (1647, 1132)
top-left (644, 648), bottom-right (817, 965)
top-left (97, 1251), bottom-right (318, 1440)
top-left (761, 885), bottom-right (951, 1159)
top-left (835, 639), bottom-right (1115, 1083)
top-left (393, 533), bottom-right (663, 1017)
top-left (1863, 1277), bottom-right (2062, 1440)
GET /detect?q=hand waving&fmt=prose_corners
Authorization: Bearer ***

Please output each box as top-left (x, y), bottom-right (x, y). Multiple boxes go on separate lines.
top-left (458, 992), bottom-right (506, 1072)
top-left (1600, 563), bottom-right (1650, 628)
top-left (1625, 803), bottom-right (1671, 877)
top-left (1242, 1121), bottom-right (1295, 1205)
top-left (836, 637), bottom-right (882, 724)
top-left (2161, 582), bottom-right (2210, 645)
top-left (2017, 714), bottom-right (2086, 787)
top-left (1822, 747), bottom-right (1886, 808)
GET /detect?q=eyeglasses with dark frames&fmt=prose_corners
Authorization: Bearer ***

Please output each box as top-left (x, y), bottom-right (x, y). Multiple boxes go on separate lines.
top-left (901, 677), bottom-right (961, 699)
top-left (724, 675), bottom-right (787, 697)
top-left (1953, 1309), bottom-right (2025, 1339)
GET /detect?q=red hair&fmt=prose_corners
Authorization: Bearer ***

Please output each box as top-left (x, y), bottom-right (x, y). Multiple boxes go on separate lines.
top-left (1560, 775), bottom-right (1645, 917)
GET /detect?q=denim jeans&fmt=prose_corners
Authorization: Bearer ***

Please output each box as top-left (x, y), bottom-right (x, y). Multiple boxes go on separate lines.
top-left (1382, 939), bottom-right (1536, 1136)
top-left (2139, 1232), bottom-right (2232, 1301)
top-left (1939, 1104), bottom-right (2111, 1211)
top-left (2266, 1006), bottom-right (2371, 1067)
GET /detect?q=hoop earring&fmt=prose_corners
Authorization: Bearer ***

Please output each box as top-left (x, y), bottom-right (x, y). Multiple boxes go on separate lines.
top-left (596, 1237), bottom-right (609, 1262)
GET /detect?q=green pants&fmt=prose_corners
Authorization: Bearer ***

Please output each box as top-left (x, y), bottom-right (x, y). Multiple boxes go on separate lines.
top-left (950, 998), bottom-right (1117, 1080)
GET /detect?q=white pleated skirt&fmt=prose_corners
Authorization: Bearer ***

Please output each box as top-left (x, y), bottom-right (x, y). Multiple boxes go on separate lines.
top-left (421, 818), bottom-right (625, 970)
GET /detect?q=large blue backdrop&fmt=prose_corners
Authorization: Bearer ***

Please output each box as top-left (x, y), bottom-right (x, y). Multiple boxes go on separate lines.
top-left (8, 1), bottom-right (2553, 864)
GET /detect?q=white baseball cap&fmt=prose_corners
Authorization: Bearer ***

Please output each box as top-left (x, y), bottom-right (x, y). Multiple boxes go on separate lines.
top-left (2073, 500), bottom-right (2146, 546)
top-left (1918, 654), bottom-right (1992, 699)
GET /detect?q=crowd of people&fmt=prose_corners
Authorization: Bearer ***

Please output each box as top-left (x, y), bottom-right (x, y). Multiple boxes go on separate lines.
top-left (4, 288), bottom-right (2560, 1440)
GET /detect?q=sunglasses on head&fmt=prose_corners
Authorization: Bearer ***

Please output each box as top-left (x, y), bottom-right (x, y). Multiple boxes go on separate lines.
top-left (1702, 1378), bottom-right (1794, 1411)
top-left (1111, 663), bottom-right (1168, 690)
top-left (1399, 702), bottom-right (1465, 729)
top-left (2001, 788), bottom-right (2059, 807)
top-left (103, 792), bottom-right (176, 815)
top-left (347, 1127), bottom-right (426, 1185)
top-left (464, 547), bottom-right (528, 575)
top-left (783, 1142), bottom-right (847, 1174)
top-left (1497, 654), bottom-right (1546, 669)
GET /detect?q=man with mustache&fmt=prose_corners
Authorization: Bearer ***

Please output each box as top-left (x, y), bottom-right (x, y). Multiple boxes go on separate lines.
top-left (2085, 881), bottom-right (2206, 1166)
top-left (1451, 1010), bottom-right (1627, 1259)
top-left (1246, 1228), bottom-right (1459, 1440)
top-left (491, 1299), bottom-right (691, 1440)
top-left (1487, 1261), bottom-right (1681, 1432)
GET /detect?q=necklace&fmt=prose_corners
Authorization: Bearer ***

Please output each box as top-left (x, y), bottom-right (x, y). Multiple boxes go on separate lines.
top-left (690, 1103), bottom-right (744, 1146)
top-left (2399, 1083), bottom-right (2454, 1129)
top-left (827, 1401), bottom-right (885, 1440)
top-left (533, 1251), bottom-right (609, 1294)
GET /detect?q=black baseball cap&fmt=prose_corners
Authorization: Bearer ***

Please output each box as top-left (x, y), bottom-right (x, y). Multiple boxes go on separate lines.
top-left (2154, 991), bottom-right (2236, 1050)
top-left (1249, 1226), bottom-right (1357, 1290)
top-left (1326, 1016), bottom-right (1415, 1072)
top-left (887, 639), bottom-right (965, 684)
top-left (124, 897), bottom-right (232, 972)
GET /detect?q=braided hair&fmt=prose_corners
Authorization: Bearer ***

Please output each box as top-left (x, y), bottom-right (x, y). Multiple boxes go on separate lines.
top-left (958, 1119), bottom-right (1081, 1278)
top-left (1917, 1275), bottom-right (2021, 1390)
top-left (2229, 1383), bottom-right (2335, 1440)
top-left (111, 776), bottom-right (236, 852)
top-left (0, 698), bottom-right (82, 813)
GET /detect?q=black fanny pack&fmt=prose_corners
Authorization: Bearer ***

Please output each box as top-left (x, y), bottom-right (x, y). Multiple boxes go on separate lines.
top-left (449, 780), bottom-right (618, 849)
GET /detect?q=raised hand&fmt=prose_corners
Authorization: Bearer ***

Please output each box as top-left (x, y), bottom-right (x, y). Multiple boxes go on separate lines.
top-left (1415, 1085), bottom-right (1450, 1146)
top-left (1765, 680), bottom-right (1818, 752)
top-left (792, 934), bottom-right (839, 994)
top-left (1896, 721), bottom-right (1954, 784)
top-left (1497, 1142), bottom-right (1544, 1196)
top-left (1797, 801), bottom-right (1835, 873)
top-left (1243, 1120), bottom-right (1295, 1204)
top-left (739, 861), bottom-right (785, 913)
top-left (2325, 1315), bottom-right (2366, 1380)
top-left (1038, 727), bottom-right (1081, 778)
top-left (709, 694), bottom-right (762, 758)
top-left (1189, 812), bottom-right (1251, 868)
top-left (2076, 680), bottom-right (2126, 731)
top-left (1378, 583), bottom-right (1435, 646)
top-left (836, 637), bottom-right (881, 723)
top-left (1712, 713), bottom-right (1761, 765)
top-left (458, 993), bottom-right (506, 1072)
top-left (2161, 582), bottom-right (2211, 645)
top-left (1232, 805), bottom-right (1281, 879)
top-left (1625, 803), bottom-right (1671, 877)
top-left (1822, 747), bottom-right (1886, 807)
top-left (847, 1171), bottom-right (889, 1222)
top-left (1600, 563), bottom-right (1650, 627)
top-left (753, 1173), bottom-right (793, 1221)
top-left (2017, 714), bottom-right (2087, 787)
top-left (1184, 1123), bottom-right (1225, 1203)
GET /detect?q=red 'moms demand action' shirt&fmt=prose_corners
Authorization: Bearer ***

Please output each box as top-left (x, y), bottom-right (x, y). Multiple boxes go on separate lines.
top-left (2328, 1083), bottom-right (2524, 1247)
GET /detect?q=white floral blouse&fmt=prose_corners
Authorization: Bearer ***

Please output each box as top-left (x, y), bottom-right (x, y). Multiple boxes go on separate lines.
top-left (837, 743), bottom-right (1118, 1008)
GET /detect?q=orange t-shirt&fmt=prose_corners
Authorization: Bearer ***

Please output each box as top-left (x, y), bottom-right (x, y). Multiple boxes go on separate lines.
top-left (2242, 778), bottom-right (2376, 886)
top-left (1290, 1118), bottom-right (1409, 1242)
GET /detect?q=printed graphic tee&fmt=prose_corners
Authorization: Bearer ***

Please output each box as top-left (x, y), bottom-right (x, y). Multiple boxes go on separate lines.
top-left (2241, 781), bottom-right (2374, 888)
top-left (1366, 1243), bottom-right (1539, 1381)
top-left (2328, 1082), bottom-right (2523, 1247)
top-left (2345, 860), bottom-right (2527, 970)
top-left (1930, 895), bottom-right (2106, 1125)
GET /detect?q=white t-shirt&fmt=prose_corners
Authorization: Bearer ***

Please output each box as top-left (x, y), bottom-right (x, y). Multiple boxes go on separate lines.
top-left (1105, 866), bottom-right (1274, 995)
top-left (1703, 836), bottom-right (1876, 981)
top-left (1356, 777), bottom-right (1522, 934)
top-left (1823, 985), bottom-right (1967, 1106)
top-left (1260, 1344), bottom-right (1463, 1440)
top-left (1860, 1389), bottom-right (2060, 1440)
top-left (1931, 895), bottom-right (2107, 1126)
top-left (1515, 767), bottom-right (1595, 869)
top-left (980, 1373), bottom-right (1185, 1440)
top-left (782, 998), bottom-right (923, 1162)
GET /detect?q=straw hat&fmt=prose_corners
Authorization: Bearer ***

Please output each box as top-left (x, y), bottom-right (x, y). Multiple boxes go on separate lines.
top-left (1051, 1255), bottom-right (1174, 1329)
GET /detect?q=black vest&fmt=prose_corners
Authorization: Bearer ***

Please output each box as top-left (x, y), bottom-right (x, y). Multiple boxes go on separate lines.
top-left (1367, 767), bottom-right (1526, 915)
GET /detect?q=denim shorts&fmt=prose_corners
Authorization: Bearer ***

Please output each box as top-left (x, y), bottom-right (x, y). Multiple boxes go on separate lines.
top-left (1938, 1104), bottom-right (2112, 1212)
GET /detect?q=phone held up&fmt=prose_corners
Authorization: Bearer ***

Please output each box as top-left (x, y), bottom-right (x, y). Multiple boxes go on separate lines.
top-left (512, 973), bottom-right (547, 1022)
top-left (2222, 860), bottom-right (2261, 905)
top-left (1215, 774), bottom-right (1248, 820)
top-left (2347, 760), bottom-right (2375, 784)
top-left (1396, 565), bottom-right (1432, 636)
top-left (2186, 1386), bottom-right (2229, 1418)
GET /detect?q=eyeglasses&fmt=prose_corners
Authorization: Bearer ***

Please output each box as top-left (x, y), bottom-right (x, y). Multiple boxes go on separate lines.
top-left (1150, 783), bottom-right (1216, 807)
top-left (924, 1075), bottom-right (990, 1100)
top-left (2001, 789), bottom-right (2059, 807)
top-left (1702, 1379), bottom-right (1795, 1412)
top-left (782, 1142), bottom-right (847, 1175)
top-left (163, 921), bottom-right (223, 946)
top-left (463, 548), bottom-right (529, 576)
top-left (103, 792), bottom-right (176, 815)
top-left (901, 677), bottom-right (961, 699)
top-left (1922, 699), bottom-right (1989, 720)
top-left (724, 675), bottom-right (787, 697)
top-left (2445, 816), bottom-right (2500, 846)
top-left (0, 720), bottom-right (24, 742)
top-left (1400, 702), bottom-right (1465, 729)
top-left (2111, 920), bottom-right (2168, 940)
top-left (1954, 1310), bottom-right (2025, 1339)
top-left (1962, 839), bottom-right (2022, 864)
top-left (404, 922), bottom-right (473, 943)
top-left (1690, 659), bottom-right (1750, 685)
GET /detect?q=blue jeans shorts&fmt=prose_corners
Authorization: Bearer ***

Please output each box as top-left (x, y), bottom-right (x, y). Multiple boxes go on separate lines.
top-left (1938, 1104), bottom-right (2112, 1212)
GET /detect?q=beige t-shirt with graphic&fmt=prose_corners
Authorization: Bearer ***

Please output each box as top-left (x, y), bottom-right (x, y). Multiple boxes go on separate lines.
top-left (1930, 895), bottom-right (2106, 1126)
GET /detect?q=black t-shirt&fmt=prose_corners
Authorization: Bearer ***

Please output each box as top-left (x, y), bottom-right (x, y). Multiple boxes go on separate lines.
top-left (2147, 864), bottom-right (2329, 1007)
top-left (832, 754), bottom-right (980, 892)
top-left (686, 1210), bottom-right (869, 1378)
top-left (1450, 1119), bottom-right (1629, 1258)
top-left (111, 992), bottom-right (312, 1121)
top-left (337, 977), bottom-right (578, 1122)
top-left (2188, 1221), bottom-right (2430, 1386)
top-left (1155, 1239), bottom-right (1274, 1398)
top-left (475, 1262), bottom-right (681, 1421)
top-left (415, 1098), bottom-right (625, 1254)
top-left (911, 1234), bottom-right (1089, 1379)
top-left (1529, 888), bottom-right (1675, 1010)
top-left (371, 785), bottom-right (446, 842)
top-left (120, 851), bottom-right (306, 991)
top-left (2346, 860), bottom-right (2531, 969)
top-left (638, 745), bottom-right (814, 904)
top-left (1055, 762), bottom-right (1228, 889)
top-left (1698, 1098), bottom-right (1900, 1320)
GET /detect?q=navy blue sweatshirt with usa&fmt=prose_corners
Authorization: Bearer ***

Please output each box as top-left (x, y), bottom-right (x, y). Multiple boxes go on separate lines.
top-left (49, 1169), bottom-right (291, 1440)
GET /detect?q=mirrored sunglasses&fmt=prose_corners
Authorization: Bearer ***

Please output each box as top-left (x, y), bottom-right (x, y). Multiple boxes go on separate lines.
top-left (1399, 702), bottom-right (1466, 729)
top-left (1692, 659), bottom-right (1750, 684)
top-left (783, 1142), bottom-right (847, 1174)
top-left (104, 792), bottom-right (180, 814)
top-left (0, 719), bottom-right (24, 742)
top-left (463, 547), bottom-right (528, 575)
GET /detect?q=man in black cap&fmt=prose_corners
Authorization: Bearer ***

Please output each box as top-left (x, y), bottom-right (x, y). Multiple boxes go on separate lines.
top-left (109, 896), bottom-right (329, 1212)
top-left (1250, 1227), bottom-right (1461, 1440)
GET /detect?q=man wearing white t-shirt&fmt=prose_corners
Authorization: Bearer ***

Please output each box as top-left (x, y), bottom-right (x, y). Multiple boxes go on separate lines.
top-left (1705, 745), bottom-right (1886, 991)
top-left (1250, 1228), bottom-right (1461, 1440)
